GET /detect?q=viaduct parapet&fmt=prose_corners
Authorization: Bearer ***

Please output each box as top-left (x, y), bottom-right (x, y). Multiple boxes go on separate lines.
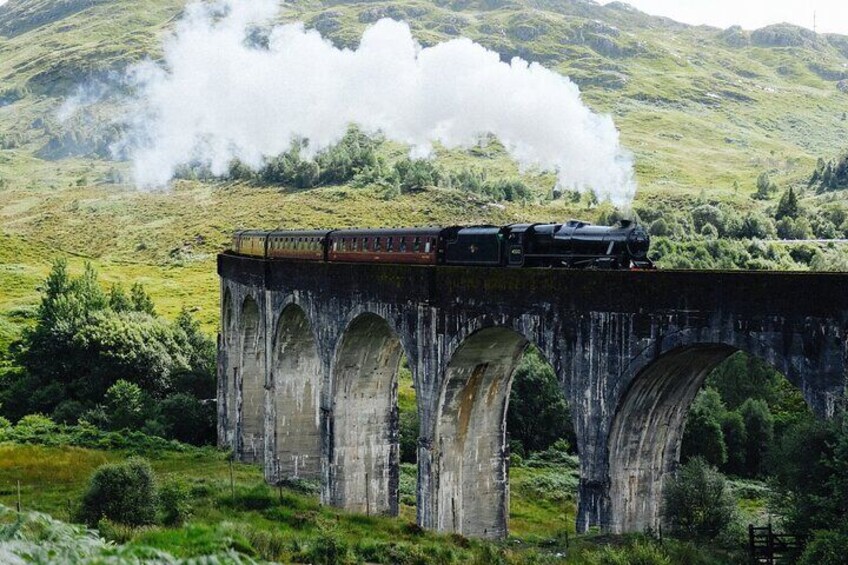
top-left (218, 254), bottom-right (848, 538)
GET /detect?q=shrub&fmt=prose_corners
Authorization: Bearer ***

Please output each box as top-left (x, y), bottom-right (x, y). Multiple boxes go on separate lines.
top-left (799, 530), bottom-right (848, 565)
top-left (663, 457), bottom-right (736, 539)
top-left (52, 400), bottom-right (86, 425)
top-left (105, 379), bottom-right (147, 430)
top-left (14, 414), bottom-right (57, 438)
top-left (0, 416), bottom-right (10, 429)
top-left (155, 392), bottom-right (214, 445)
top-left (649, 218), bottom-right (670, 236)
top-left (79, 458), bottom-right (158, 526)
top-left (309, 527), bottom-right (356, 565)
top-left (159, 477), bottom-right (193, 526)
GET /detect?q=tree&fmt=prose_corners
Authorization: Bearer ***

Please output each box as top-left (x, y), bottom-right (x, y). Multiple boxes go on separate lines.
top-left (775, 187), bottom-right (800, 220)
top-left (768, 416), bottom-right (847, 537)
top-left (739, 398), bottom-right (774, 477)
top-left (663, 457), bottom-right (736, 539)
top-left (104, 380), bottom-right (147, 430)
top-left (755, 171), bottom-right (777, 199)
top-left (737, 212), bottom-right (776, 239)
top-left (650, 218), bottom-right (670, 236)
top-left (79, 458), bottom-right (158, 526)
top-left (153, 393), bottom-right (214, 445)
top-left (691, 204), bottom-right (725, 235)
top-left (108, 284), bottom-right (132, 312)
top-left (507, 348), bottom-right (574, 454)
top-left (681, 388), bottom-right (727, 467)
top-left (720, 410), bottom-right (747, 476)
top-left (2, 264), bottom-right (216, 443)
top-left (130, 282), bottom-right (155, 315)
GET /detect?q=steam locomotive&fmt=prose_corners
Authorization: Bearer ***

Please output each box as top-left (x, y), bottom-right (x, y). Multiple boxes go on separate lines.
top-left (231, 220), bottom-right (653, 269)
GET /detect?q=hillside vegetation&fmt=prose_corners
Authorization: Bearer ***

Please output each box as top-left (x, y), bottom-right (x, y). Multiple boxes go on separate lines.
top-left (0, 0), bottom-right (846, 338)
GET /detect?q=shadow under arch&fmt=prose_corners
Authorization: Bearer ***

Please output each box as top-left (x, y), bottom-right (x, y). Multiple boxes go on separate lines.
top-left (270, 303), bottom-right (321, 481)
top-left (433, 326), bottom-right (534, 539)
top-left (606, 342), bottom-right (808, 534)
top-left (220, 288), bottom-right (236, 449)
top-left (329, 313), bottom-right (405, 516)
top-left (239, 295), bottom-right (264, 463)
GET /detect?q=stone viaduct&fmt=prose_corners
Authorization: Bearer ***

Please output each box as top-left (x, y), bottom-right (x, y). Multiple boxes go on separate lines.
top-left (217, 253), bottom-right (848, 539)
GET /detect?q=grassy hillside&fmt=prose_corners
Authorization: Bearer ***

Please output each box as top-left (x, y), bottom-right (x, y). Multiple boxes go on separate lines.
top-left (0, 0), bottom-right (847, 336)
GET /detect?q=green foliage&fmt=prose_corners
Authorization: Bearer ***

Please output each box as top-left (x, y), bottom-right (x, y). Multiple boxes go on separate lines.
top-left (152, 392), bottom-right (215, 445)
top-left (130, 282), bottom-right (156, 315)
top-left (810, 152), bottom-right (848, 192)
top-left (78, 457), bottom-right (158, 527)
top-left (767, 416), bottom-right (848, 537)
top-left (738, 399), bottom-right (774, 478)
top-left (681, 388), bottom-right (727, 468)
top-left (0, 417), bottom-right (202, 454)
top-left (0, 262), bottom-right (216, 445)
top-left (399, 404), bottom-right (419, 465)
top-left (104, 379), bottom-right (146, 431)
top-left (775, 187), bottom-right (800, 220)
top-left (754, 172), bottom-right (778, 199)
top-left (159, 477), bottom-right (193, 526)
top-left (691, 204), bottom-right (725, 236)
top-left (507, 348), bottom-right (573, 455)
top-left (719, 411), bottom-right (747, 476)
top-left (799, 529), bottom-right (848, 565)
top-left (649, 218), bottom-right (669, 236)
top-left (586, 540), bottom-right (672, 565)
top-left (248, 127), bottom-right (386, 190)
top-left (663, 457), bottom-right (736, 540)
top-left (309, 527), bottom-right (356, 565)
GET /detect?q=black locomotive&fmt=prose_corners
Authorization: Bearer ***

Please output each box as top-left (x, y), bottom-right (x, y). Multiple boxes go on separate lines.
top-left (232, 219), bottom-right (653, 270)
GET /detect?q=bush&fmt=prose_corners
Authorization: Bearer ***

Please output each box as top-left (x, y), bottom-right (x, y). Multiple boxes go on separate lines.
top-left (663, 457), bottom-right (736, 539)
top-left (105, 379), bottom-right (147, 430)
top-left (154, 392), bottom-right (214, 445)
top-left (309, 528), bottom-right (356, 565)
top-left (159, 477), bottom-right (193, 526)
top-left (799, 530), bottom-right (848, 565)
top-left (79, 458), bottom-right (158, 526)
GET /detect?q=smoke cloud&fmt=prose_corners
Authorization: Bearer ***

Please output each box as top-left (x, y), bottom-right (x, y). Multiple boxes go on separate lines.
top-left (125, 0), bottom-right (636, 203)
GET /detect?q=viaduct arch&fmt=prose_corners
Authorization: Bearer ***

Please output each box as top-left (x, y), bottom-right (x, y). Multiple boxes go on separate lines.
top-left (219, 255), bottom-right (848, 538)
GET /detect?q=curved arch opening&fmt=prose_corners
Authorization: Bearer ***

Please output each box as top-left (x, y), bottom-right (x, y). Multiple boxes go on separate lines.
top-left (607, 344), bottom-right (817, 534)
top-left (330, 313), bottom-right (405, 515)
top-left (221, 289), bottom-right (236, 449)
top-left (239, 296), bottom-right (265, 463)
top-left (434, 327), bottom-right (530, 539)
top-left (271, 305), bottom-right (321, 481)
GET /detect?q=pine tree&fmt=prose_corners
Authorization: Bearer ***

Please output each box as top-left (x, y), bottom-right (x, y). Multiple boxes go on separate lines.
top-left (130, 282), bottom-right (156, 315)
top-left (775, 187), bottom-right (799, 220)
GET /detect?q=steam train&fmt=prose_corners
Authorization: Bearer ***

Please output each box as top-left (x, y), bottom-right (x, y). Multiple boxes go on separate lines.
top-left (231, 220), bottom-right (653, 269)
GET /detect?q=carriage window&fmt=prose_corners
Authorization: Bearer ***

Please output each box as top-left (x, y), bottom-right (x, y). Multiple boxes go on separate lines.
top-left (387, 237), bottom-right (394, 252)
top-left (333, 240), bottom-right (338, 251)
top-left (362, 237), bottom-right (368, 250)
top-left (399, 238), bottom-right (407, 252)
top-left (413, 237), bottom-right (420, 252)
top-left (374, 237), bottom-right (381, 251)
top-left (425, 239), bottom-right (431, 253)
top-left (352, 238), bottom-right (357, 251)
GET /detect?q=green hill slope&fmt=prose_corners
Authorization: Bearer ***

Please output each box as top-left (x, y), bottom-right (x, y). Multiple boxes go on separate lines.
top-left (0, 0), bottom-right (847, 335)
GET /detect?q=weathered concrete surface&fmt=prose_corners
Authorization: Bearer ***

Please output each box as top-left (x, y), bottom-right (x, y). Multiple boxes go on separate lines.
top-left (218, 254), bottom-right (848, 538)
top-left (268, 305), bottom-right (321, 482)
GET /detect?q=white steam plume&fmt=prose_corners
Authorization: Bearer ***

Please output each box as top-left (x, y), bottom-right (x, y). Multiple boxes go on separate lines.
top-left (125, 0), bottom-right (636, 204)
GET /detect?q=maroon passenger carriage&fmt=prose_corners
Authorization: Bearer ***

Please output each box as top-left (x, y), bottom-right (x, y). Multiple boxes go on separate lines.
top-left (327, 227), bottom-right (442, 265)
